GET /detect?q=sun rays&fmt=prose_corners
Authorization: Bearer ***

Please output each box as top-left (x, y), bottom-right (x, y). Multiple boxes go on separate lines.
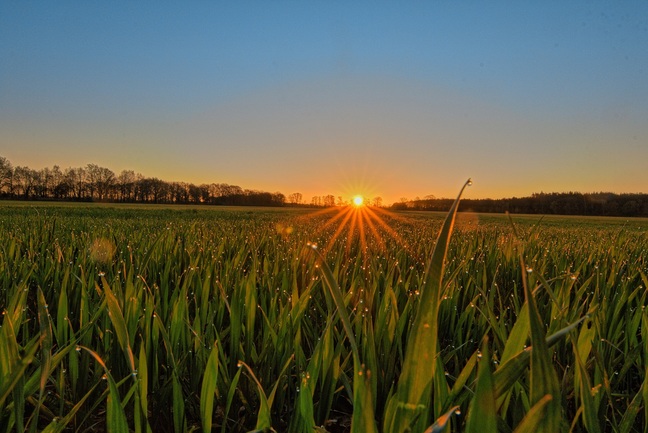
top-left (299, 199), bottom-right (416, 262)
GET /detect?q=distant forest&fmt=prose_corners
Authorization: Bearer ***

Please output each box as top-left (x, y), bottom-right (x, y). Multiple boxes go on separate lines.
top-left (391, 193), bottom-right (648, 217)
top-left (1, 156), bottom-right (647, 216)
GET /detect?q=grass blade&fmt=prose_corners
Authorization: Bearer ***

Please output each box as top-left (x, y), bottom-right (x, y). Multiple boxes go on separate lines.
top-left (100, 277), bottom-right (136, 374)
top-left (423, 405), bottom-right (460, 433)
top-left (201, 342), bottom-right (220, 433)
top-left (312, 245), bottom-right (378, 433)
top-left (384, 179), bottom-right (472, 433)
top-left (519, 258), bottom-right (562, 432)
top-left (77, 346), bottom-right (129, 433)
top-left (511, 395), bottom-right (553, 433)
top-left (465, 339), bottom-right (496, 433)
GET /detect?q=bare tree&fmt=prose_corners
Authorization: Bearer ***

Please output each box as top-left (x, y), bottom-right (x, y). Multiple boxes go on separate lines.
top-left (13, 166), bottom-right (38, 199)
top-left (85, 164), bottom-right (115, 200)
top-left (323, 195), bottom-right (335, 207)
top-left (65, 167), bottom-right (87, 200)
top-left (117, 170), bottom-right (137, 202)
top-left (0, 156), bottom-right (13, 195)
top-left (288, 192), bottom-right (302, 204)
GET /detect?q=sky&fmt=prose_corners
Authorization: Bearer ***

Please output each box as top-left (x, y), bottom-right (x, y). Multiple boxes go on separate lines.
top-left (1, 1), bottom-right (647, 205)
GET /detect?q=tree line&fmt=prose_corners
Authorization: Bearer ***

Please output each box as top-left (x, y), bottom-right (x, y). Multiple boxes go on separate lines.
top-left (0, 156), bottom-right (287, 206)
top-left (392, 192), bottom-right (648, 217)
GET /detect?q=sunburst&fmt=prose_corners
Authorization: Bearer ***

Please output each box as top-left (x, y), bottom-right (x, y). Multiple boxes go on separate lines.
top-left (300, 196), bottom-right (416, 262)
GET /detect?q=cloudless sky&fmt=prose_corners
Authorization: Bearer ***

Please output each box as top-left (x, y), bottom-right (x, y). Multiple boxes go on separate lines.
top-left (1, 1), bottom-right (647, 204)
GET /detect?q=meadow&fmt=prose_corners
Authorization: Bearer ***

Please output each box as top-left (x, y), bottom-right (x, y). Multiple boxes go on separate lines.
top-left (0, 193), bottom-right (647, 432)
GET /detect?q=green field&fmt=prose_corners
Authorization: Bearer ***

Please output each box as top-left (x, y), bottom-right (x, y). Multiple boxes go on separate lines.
top-left (1, 199), bottom-right (647, 432)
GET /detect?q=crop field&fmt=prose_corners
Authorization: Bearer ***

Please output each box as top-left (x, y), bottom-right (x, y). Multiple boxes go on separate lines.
top-left (1, 195), bottom-right (647, 432)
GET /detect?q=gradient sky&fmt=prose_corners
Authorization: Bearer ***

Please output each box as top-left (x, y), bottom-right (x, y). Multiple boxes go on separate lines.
top-left (1, 1), bottom-right (647, 204)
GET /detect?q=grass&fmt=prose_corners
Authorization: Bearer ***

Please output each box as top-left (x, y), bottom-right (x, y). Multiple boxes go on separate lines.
top-left (0, 199), bottom-right (647, 432)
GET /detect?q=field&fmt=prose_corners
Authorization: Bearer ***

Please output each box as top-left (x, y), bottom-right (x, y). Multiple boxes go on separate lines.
top-left (1, 198), bottom-right (647, 433)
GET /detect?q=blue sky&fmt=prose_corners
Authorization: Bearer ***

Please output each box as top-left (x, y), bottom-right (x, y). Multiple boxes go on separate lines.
top-left (1, 1), bottom-right (647, 204)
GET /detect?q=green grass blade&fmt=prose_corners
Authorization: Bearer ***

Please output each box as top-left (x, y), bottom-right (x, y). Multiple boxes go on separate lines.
top-left (172, 374), bottom-right (186, 433)
top-left (384, 179), bottom-right (472, 433)
top-left (493, 316), bottom-right (587, 399)
top-left (137, 341), bottom-right (152, 433)
top-left (500, 302), bottom-right (529, 365)
top-left (238, 361), bottom-right (272, 431)
top-left (465, 339), bottom-right (497, 433)
top-left (444, 350), bottom-right (478, 409)
top-left (100, 277), bottom-right (136, 373)
top-left (0, 337), bottom-right (40, 409)
top-left (642, 312), bottom-right (648, 433)
top-left (511, 395), bottom-right (553, 433)
top-left (77, 346), bottom-right (129, 433)
top-left (201, 342), bottom-right (220, 433)
top-left (617, 382), bottom-right (643, 433)
top-left (312, 245), bottom-right (378, 433)
top-left (520, 257), bottom-right (562, 432)
top-left (40, 380), bottom-right (101, 433)
top-left (572, 336), bottom-right (602, 433)
top-left (221, 369), bottom-right (242, 433)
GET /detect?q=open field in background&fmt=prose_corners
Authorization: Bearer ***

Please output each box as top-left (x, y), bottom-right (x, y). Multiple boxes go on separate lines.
top-left (1, 201), bottom-right (647, 432)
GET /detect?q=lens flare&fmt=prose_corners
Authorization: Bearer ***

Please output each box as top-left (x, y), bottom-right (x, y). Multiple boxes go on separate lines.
top-left (353, 195), bottom-right (364, 207)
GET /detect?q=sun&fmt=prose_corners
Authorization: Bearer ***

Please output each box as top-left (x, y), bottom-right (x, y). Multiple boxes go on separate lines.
top-left (352, 195), bottom-right (364, 207)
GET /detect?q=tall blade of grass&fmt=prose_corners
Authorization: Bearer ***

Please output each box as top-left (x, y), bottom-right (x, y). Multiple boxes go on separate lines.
top-left (493, 316), bottom-right (586, 399)
top-left (617, 382), bottom-right (643, 433)
top-left (77, 346), bottom-right (129, 433)
top-left (201, 342), bottom-right (220, 433)
top-left (444, 350), bottom-right (478, 410)
top-left (0, 281), bottom-right (27, 384)
top-left (499, 302), bottom-right (529, 365)
top-left (172, 374), bottom-right (186, 433)
top-left (384, 179), bottom-right (472, 433)
top-left (312, 245), bottom-right (378, 433)
top-left (40, 380), bottom-right (101, 433)
top-left (137, 341), bottom-right (151, 433)
top-left (152, 313), bottom-right (186, 433)
top-left (496, 301), bottom-right (529, 413)
top-left (574, 317), bottom-right (596, 403)
top-left (0, 336), bottom-right (40, 410)
top-left (572, 335), bottom-right (602, 433)
top-left (519, 256), bottom-right (562, 432)
top-left (221, 368), bottom-right (243, 433)
top-left (642, 312), bottom-right (648, 433)
top-left (238, 361), bottom-right (272, 431)
top-left (465, 339), bottom-right (497, 433)
top-left (100, 277), bottom-right (136, 374)
top-left (266, 354), bottom-right (294, 409)
top-left (511, 395), bottom-right (553, 433)
top-left (30, 287), bottom-right (54, 433)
